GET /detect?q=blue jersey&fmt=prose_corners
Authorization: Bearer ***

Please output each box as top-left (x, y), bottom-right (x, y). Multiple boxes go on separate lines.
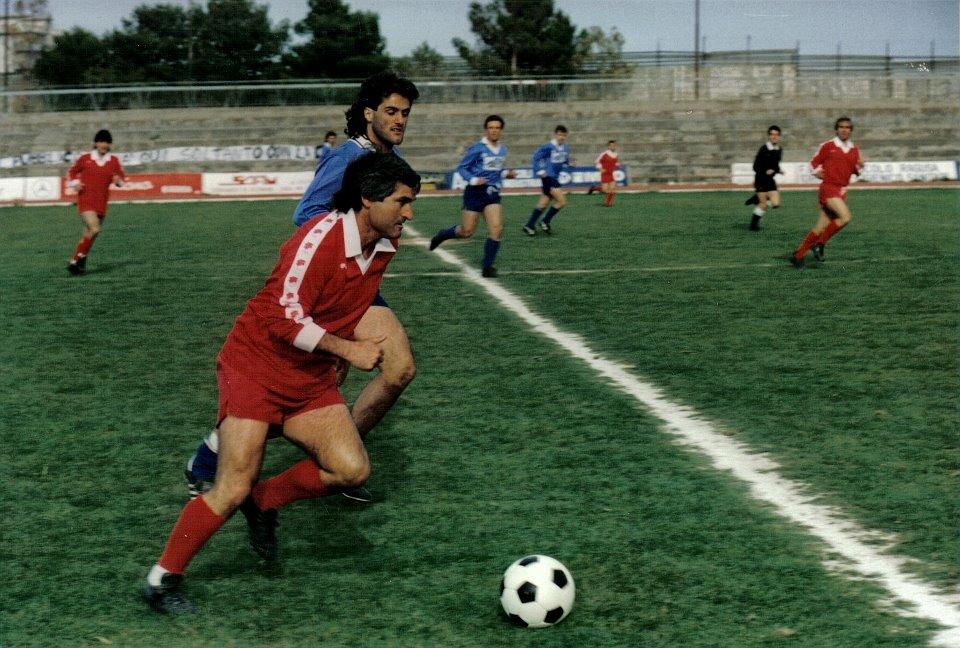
top-left (532, 139), bottom-right (570, 179)
top-left (294, 136), bottom-right (392, 226)
top-left (457, 138), bottom-right (508, 189)
top-left (315, 141), bottom-right (334, 165)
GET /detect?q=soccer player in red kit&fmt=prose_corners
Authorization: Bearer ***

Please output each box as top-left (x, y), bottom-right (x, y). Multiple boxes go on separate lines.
top-left (790, 117), bottom-right (863, 268)
top-left (66, 129), bottom-right (125, 275)
top-left (588, 140), bottom-right (621, 207)
top-left (142, 153), bottom-right (420, 614)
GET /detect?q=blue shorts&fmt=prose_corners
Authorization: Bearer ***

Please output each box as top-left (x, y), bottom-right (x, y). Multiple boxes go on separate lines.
top-left (463, 184), bottom-right (501, 212)
top-left (540, 176), bottom-right (561, 195)
top-left (371, 291), bottom-right (389, 308)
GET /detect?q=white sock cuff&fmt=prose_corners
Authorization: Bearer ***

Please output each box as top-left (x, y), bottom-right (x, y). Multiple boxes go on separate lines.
top-left (147, 564), bottom-right (171, 587)
top-left (752, 207), bottom-right (765, 217)
top-left (205, 429), bottom-right (219, 453)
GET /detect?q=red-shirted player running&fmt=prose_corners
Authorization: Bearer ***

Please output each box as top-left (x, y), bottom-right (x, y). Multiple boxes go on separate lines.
top-left (790, 117), bottom-right (864, 268)
top-left (588, 140), bottom-right (621, 207)
top-left (66, 129), bottom-right (125, 275)
top-left (142, 153), bottom-right (420, 614)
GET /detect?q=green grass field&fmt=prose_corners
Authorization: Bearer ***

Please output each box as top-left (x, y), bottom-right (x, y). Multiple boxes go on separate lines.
top-left (1, 188), bottom-right (956, 647)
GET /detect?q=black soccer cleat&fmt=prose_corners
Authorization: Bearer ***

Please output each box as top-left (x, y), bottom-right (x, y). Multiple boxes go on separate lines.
top-left (749, 215), bottom-right (761, 231)
top-left (340, 485), bottom-right (375, 503)
top-left (428, 234), bottom-right (443, 251)
top-left (587, 185), bottom-right (597, 195)
top-left (789, 252), bottom-right (805, 269)
top-left (539, 221), bottom-right (552, 235)
top-left (522, 225), bottom-right (536, 236)
top-left (143, 573), bottom-right (195, 614)
top-left (76, 255), bottom-right (87, 271)
top-left (240, 497), bottom-right (278, 561)
top-left (812, 243), bottom-right (825, 261)
top-left (744, 193), bottom-right (760, 205)
top-left (481, 266), bottom-right (498, 278)
top-left (184, 467), bottom-right (214, 500)
top-left (67, 261), bottom-right (82, 275)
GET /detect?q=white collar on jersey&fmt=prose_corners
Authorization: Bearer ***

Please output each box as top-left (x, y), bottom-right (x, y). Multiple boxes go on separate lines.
top-left (765, 141), bottom-right (780, 151)
top-left (341, 209), bottom-right (396, 274)
top-left (352, 135), bottom-right (379, 152)
top-left (832, 136), bottom-right (854, 153)
top-left (89, 149), bottom-right (114, 165)
top-left (550, 138), bottom-right (562, 148)
top-left (481, 136), bottom-right (502, 154)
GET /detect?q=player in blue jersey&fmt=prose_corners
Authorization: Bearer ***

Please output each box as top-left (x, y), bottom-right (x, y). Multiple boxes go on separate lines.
top-left (523, 125), bottom-right (570, 236)
top-left (184, 72), bottom-right (420, 505)
top-left (314, 131), bottom-right (337, 165)
top-left (428, 115), bottom-right (516, 278)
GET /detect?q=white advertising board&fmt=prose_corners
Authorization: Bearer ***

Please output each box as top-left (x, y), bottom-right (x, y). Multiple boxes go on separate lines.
top-left (201, 172), bottom-right (314, 196)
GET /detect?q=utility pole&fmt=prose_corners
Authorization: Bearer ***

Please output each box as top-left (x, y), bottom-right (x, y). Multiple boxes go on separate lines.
top-left (3, 0), bottom-right (9, 114)
top-left (693, 0), bottom-right (700, 100)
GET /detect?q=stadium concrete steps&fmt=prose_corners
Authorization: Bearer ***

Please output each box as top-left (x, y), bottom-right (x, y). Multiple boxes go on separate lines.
top-left (1, 99), bottom-right (955, 183)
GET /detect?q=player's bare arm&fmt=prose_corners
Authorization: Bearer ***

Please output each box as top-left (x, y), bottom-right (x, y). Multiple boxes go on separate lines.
top-left (315, 332), bottom-right (386, 371)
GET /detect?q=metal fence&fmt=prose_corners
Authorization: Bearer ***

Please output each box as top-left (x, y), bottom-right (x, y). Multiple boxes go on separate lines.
top-left (1, 50), bottom-right (956, 112)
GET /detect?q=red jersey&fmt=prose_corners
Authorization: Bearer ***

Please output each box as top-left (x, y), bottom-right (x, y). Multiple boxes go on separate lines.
top-left (810, 137), bottom-right (861, 187)
top-left (219, 210), bottom-right (397, 390)
top-left (67, 150), bottom-right (124, 215)
top-left (595, 150), bottom-right (620, 174)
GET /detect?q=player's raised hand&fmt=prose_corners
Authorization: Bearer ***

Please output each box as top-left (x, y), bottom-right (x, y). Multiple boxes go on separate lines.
top-left (349, 335), bottom-right (386, 371)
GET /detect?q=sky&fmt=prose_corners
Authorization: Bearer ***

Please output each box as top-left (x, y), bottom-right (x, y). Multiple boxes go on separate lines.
top-left (44, 0), bottom-right (959, 58)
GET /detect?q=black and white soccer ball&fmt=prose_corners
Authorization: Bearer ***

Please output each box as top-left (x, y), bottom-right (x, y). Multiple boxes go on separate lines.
top-left (500, 555), bottom-right (575, 628)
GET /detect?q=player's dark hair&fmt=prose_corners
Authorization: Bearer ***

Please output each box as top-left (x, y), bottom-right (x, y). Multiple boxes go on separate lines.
top-left (834, 116), bottom-right (853, 130)
top-left (324, 131), bottom-right (337, 139)
top-left (554, 125), bottom-right (568, 134)
top-left (607, 139), bottom-right (617, 144)
top-left (484, 114), bottom-right (504, 128)
top-left (344, 71), bottom-right (420, 138)
top-left (93, 129), bottom-right (112, 143)
top-left (333, 152), bottom-right (421, 213)
top-left (768, 125), bottom-right (781, 134)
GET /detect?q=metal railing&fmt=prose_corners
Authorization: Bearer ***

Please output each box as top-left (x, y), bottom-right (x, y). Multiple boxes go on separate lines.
top-left (0, 50), bottom-right (956, 112)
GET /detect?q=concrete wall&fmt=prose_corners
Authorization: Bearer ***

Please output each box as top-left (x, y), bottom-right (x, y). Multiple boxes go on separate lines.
top-left (1, 92), bottom-right (955, 183)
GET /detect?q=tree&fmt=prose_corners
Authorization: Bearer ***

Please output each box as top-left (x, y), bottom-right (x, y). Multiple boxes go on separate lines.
top-left (33, 28), bottom-right (107, 86)
top-left (573, 26), bottom-right (632, 75)
top-left (33, 0), bottom-right (288, 86)
top-left (288, 0), bottom-right (389, 78)
top-left (104, 5), bottom-right (196, 83)
top-left (192, 0), bottom-right (288, 81)
top-left (392, 42), bottom-right (446, 78)
top-left (452, 0), bottom-right (577, 76)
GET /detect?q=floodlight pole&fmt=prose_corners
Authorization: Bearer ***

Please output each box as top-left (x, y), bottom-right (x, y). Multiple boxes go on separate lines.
top-left (693, 0), bottom-right (700, 99)
top-left (3, 0), bottom-right (8, 113)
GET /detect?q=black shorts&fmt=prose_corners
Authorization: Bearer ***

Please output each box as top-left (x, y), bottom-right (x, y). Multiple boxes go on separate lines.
top-left (754, 174), bottom-right (778, 193)
top-left (540, 176), bottom-right (562, 195)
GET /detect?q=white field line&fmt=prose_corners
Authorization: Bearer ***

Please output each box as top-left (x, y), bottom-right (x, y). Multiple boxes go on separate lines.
top-left (405, 224), bottom-right (960, 646)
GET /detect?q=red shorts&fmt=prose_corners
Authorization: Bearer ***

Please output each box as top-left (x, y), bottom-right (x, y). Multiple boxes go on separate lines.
top-left (600, 172), bottom-right (615, 184)
top-left (215, 357), bottom-right (345, 427)
top-left (818, 183), bottom-right (847, 208)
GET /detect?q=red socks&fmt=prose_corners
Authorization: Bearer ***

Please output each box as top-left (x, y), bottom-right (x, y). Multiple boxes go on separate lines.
top-left (158, 496), bottom-right (226, 574)
top-left (819, 219), bottom-right (842, 244)
top-left (794, 230), bottom-right (819, 260)
top-left (604, 192), bottom-right (614, 207)
top-left (71, 236), bottom-right (94, 262)
top-left (252, 458), bottom-right (329, 511)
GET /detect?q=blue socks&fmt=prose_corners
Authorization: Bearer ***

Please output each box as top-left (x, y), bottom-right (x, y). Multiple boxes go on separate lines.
top-left (542, 206), bottom-right (561, 224)
top-left (525, 208), bottom-right (543, 229)
top-left (482, 238), bottom-right (500, 269)
top-left (188, 440), bottom-right (218, 481)
top-left (432, 224), bottom-right (459, 247)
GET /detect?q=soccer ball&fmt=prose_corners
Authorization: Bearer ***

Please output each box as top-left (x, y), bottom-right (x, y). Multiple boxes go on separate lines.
top-left (499, 555), bottom-right (575, 628)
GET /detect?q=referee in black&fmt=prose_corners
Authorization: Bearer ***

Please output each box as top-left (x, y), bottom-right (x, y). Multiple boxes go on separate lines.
top-left (745, 125), bottom-right (783, 231)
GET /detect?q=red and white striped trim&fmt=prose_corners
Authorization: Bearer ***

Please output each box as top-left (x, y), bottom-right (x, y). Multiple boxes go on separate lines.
top-left (282, 212), bottom-right (339, 352)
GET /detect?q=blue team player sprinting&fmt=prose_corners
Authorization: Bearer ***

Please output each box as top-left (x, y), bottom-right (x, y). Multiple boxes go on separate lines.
top-left (429, 115), bottom-right (516, 278)
top-left (184, 71), bottom-right (420, 505)
top-left (524, 125), bottom-right (570, 236)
